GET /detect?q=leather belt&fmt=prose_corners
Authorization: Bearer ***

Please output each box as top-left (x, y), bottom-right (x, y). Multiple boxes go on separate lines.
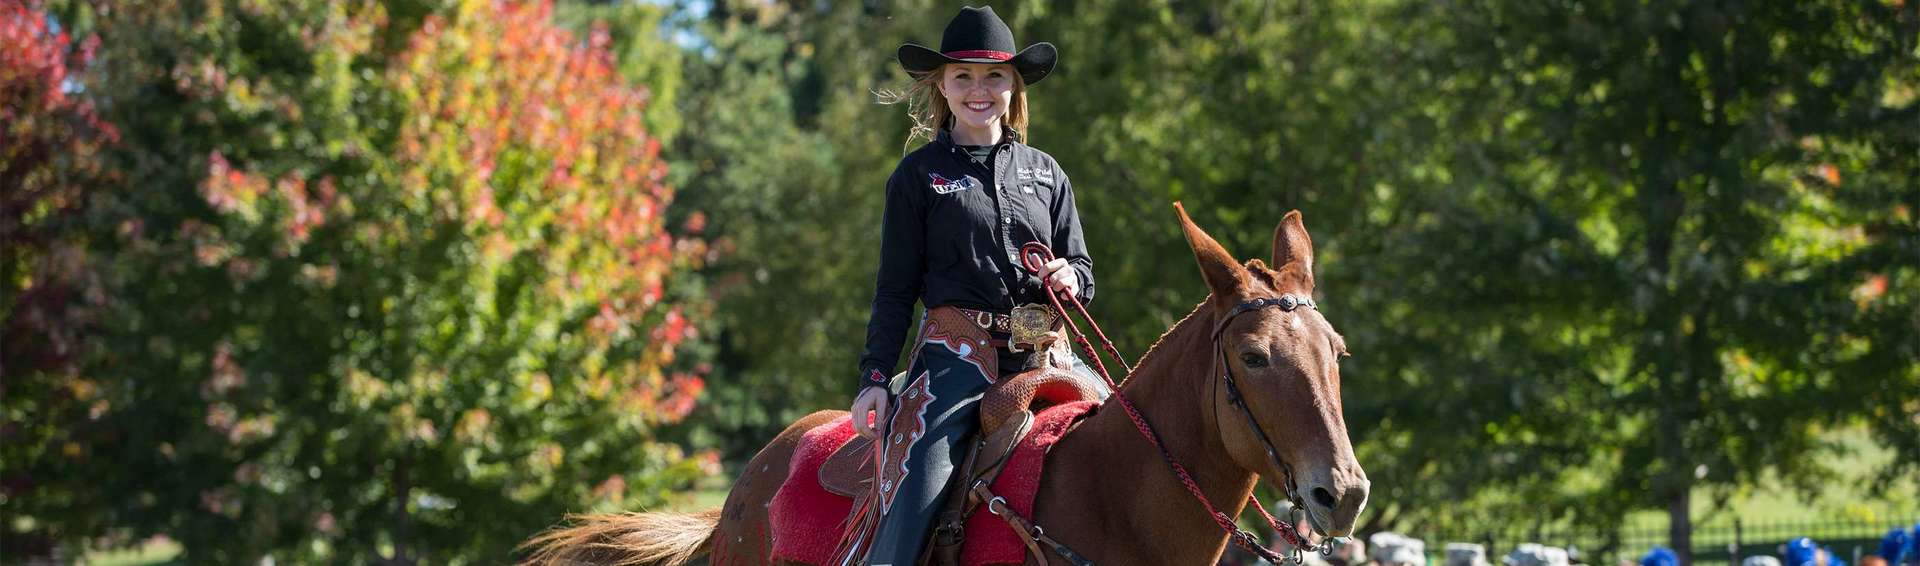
top-left (954, 305), bottom-right (1061, 352)
top-left (954, 307), bottom-right (1017, 334)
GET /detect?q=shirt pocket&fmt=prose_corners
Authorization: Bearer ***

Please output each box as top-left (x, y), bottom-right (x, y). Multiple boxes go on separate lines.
top-left (1013, 180), bottom-right (1058, 235)
top-left (1017, 180), bottom-right (1056, 205)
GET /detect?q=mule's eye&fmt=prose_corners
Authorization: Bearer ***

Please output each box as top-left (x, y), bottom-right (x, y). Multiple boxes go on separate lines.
top-left (1240, 352), bottom-right (1269, 368)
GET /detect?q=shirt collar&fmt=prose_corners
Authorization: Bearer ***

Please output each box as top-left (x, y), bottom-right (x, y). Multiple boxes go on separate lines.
top-left (935, 125), bottom-right (1023, 153)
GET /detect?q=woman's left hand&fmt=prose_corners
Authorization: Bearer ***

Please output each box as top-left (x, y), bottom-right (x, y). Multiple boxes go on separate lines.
top-left (1042, 258), bottom-right (1079, 300)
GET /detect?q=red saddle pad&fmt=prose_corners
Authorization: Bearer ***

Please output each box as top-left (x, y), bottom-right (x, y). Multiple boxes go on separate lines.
top-left (767, 401), bottom-right (1099, 565)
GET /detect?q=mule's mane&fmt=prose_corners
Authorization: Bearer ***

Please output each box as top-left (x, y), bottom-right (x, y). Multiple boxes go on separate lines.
top-left (1127, 300), bottom-right (1212, 375)
top-left (1124, 257), bottom-right (1295, 376)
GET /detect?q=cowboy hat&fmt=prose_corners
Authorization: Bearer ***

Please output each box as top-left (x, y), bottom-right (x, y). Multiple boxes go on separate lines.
top-left (898, 6), bottom-right (1056, 85)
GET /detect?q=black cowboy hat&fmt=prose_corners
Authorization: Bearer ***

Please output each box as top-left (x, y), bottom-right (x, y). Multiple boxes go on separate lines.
top-left (898, 6), bottom-right (1056, 85)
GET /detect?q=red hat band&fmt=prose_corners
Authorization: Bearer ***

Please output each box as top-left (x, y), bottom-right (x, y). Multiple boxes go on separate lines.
top-left (943, 50), bottom-right (1013, 61)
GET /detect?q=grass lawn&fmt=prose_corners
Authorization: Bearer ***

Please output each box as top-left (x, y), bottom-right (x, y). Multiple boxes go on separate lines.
top-left (77, 479), bottom-right (733, 566)
top-left (84, 538), bottom-right (181, 566)
top-left (659, 472), bottom-right (735, 513)
top-left (1620, 427), bottom-right (1920, 531)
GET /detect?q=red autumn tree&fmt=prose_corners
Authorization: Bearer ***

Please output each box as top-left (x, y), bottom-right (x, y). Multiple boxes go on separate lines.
top-left (3, 0), bottom-right (711, 562)
top-left (1, 3), bottom-right (120, 556)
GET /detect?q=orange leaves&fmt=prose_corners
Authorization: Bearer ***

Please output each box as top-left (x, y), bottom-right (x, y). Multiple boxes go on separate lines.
top-left (455, 408), bottom-right (495, 446)
top-left (168, 57), bottom-right (231, 100)
top-left (201, 151), bottom-right (342, 256)
top-left (650, 307), bottom-right (693, 348)
top-left (682, 211), bottom-right (708, 235)
top-left (2, 1), bottom-right (98, 118)
top-left (592, 474), bottom-right (628, 504)
top-left (658, 373), bottom-right (705, 422)
top-left (469, 186), bottom-right (505, 227)
top-left (5, 3), bottom-right (121, 383)
top-left (1814, 163), bottom-right (1842, 187)
top-left (10, 0), bottom-right (708, 558)
top-left (201, 152), bottom-right (261, 216)
top-left (276, 175), bottom-right (335, 246)
top-left (1852, 273), bottom-right (1889, 308)
top-left (1, 14), bottom-right (69, 107)
top-left (589, 301), bottom-right (622, 338)
top-left (389, 2), bottom-right (691, 351)
top-left (203, 341), bottom-right (246, 398)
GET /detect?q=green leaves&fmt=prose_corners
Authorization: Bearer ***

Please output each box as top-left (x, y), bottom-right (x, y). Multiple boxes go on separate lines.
top-left (7, 0), bottom-right (1914, 561)
top-left (658, 0), bottom-right (1918, 549)
top-left (5, 0), bottom-right (712, 562)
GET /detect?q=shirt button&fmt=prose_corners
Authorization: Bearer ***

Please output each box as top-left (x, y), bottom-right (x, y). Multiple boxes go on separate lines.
top-left (1002, 217), bottom-right (1011, 225)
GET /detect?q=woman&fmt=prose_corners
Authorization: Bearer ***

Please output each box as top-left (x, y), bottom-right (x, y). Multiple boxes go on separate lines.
top-left (849, 6), bottom-right (1094, 564)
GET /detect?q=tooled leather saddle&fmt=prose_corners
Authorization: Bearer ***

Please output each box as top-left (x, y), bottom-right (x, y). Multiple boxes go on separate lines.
top-left (820, 309), bottom-right (1104, 565)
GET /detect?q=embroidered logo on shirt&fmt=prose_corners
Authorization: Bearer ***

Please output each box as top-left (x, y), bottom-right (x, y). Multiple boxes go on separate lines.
top-left (929, 173), bottom-right (982, 195)
top-left (1015, 167), bottom-right (1055, 184)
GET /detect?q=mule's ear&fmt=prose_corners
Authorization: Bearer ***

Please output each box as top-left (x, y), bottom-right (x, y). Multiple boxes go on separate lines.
top-left (1174, 202), bottom-right (1249, 300)
top-left (1272, 210), bottom-right (1315, 291)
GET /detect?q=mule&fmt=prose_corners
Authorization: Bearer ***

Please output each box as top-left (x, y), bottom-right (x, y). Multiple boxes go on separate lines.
top-left (524, 205), bottom-right (1370, 565)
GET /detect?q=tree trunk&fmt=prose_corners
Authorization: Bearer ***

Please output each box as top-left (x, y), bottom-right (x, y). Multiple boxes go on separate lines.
top-left (1668, 482), bottom-right (1692, 566)
top-left (391, 452), bottom-right (413, 565)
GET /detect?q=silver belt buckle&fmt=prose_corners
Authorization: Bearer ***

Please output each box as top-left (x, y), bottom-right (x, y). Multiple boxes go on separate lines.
top-left (1008, 304), bottom-right (1055, 352)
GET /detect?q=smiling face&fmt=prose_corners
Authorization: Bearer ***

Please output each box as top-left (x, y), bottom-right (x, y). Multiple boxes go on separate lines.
top-left (938, 63), bottom-right (1018, 139)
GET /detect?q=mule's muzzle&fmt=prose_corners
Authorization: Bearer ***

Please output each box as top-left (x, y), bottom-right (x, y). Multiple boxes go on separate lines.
top-left (1303, 466), bottom-right (1369, 537)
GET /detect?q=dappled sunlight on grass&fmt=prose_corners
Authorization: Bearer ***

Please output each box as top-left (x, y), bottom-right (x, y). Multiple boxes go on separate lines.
top-left (85, 538), bottom-right (181, 566)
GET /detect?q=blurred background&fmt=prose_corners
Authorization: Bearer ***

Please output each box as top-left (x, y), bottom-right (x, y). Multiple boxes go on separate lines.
top-left (3, 0), bottom-right (1915, 564)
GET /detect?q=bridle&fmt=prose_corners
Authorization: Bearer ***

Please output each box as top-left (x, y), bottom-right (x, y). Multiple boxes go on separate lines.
top-left (1019, 243), bottom-right (1338, 565)
top-left (1212, 294), bottom-right (1320, 533)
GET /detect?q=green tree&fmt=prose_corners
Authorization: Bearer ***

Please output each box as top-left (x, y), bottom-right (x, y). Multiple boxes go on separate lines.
top-left (5, 0), bottom-right (712, 562)
top-left (1010, 4), bottom-right (1918, 554)
top-left (1362, 3), bottom-right (1919, 560)
top-left (587, 1), bottom-right (1915, 559)
top-left (637, 1), bottom-right (937, 462)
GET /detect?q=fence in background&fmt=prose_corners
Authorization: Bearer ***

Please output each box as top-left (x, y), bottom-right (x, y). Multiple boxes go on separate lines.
top-left (1416, 517), bottom-right (1917, 566)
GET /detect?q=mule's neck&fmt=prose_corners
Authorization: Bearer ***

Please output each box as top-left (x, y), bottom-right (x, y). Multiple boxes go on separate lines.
top-left (1079, 300), bottom-right (1257, 561)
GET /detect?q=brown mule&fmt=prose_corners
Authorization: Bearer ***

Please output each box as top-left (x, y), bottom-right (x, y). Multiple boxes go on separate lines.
top-left (523, 205), bottom-right (1370, 565)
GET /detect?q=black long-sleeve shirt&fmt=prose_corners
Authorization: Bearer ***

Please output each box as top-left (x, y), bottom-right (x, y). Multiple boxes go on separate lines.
top-left (858, 129), bottom-right (1094, 391)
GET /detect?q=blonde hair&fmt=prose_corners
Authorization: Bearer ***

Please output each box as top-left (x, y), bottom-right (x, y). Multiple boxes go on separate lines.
top-left (880, 65), bottom-right (1029, 150)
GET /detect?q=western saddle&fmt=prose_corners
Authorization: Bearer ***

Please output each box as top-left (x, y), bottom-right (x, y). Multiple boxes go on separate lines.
top-left (820, 309), bottom-right (1106, 564)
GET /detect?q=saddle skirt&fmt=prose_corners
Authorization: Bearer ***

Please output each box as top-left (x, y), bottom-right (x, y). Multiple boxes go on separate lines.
top-left (768, 366), bottom-right (1103, 565)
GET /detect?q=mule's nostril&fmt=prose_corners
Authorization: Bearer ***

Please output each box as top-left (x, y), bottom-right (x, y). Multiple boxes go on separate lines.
top-left (1311, 487), bottom-right (1337, 509)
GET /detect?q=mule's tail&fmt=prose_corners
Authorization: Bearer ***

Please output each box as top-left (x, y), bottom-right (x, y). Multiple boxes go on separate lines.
top-left (520, 508), bottom-right (720, 566)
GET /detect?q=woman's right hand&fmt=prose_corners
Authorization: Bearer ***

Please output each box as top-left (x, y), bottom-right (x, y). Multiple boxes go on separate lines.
top-left (851, 385), bottom-right (891, 440)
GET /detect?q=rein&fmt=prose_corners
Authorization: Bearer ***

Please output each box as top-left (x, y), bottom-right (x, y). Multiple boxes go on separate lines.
top-left (1019, 243), bottom-right (1335, 565)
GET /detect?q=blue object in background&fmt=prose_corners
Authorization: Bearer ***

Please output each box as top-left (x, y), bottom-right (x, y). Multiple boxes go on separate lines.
top-left (1883, 528), bottom-right (1911, 563)
top-left (1642, 546), bottom-right (1679, 566)
top-left (1786, 538), bottom-right (1821, 566)
top-left (1910, 522), bottom-right (1920, 565)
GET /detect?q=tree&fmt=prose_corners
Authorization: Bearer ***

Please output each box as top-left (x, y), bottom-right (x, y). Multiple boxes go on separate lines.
top-left (5, 0), bottom-right (712, 562)
top-left (554, 0), bottom-right (682, 146)
top-left (1, 1), bottom-right (120, 557)
top-left (587, 0), bottom-right (1915, 557)
top-left (1379, 3), bottom-right (1919, 560)
top-left (1011, 3), bottom-right (1917, 554)
top-left (640, 1), bottom-right (938, 462)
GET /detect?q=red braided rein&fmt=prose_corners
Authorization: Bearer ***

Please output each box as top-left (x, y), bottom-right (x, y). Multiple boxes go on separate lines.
top-left (1020, 243), bottom-right (1309, 562)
